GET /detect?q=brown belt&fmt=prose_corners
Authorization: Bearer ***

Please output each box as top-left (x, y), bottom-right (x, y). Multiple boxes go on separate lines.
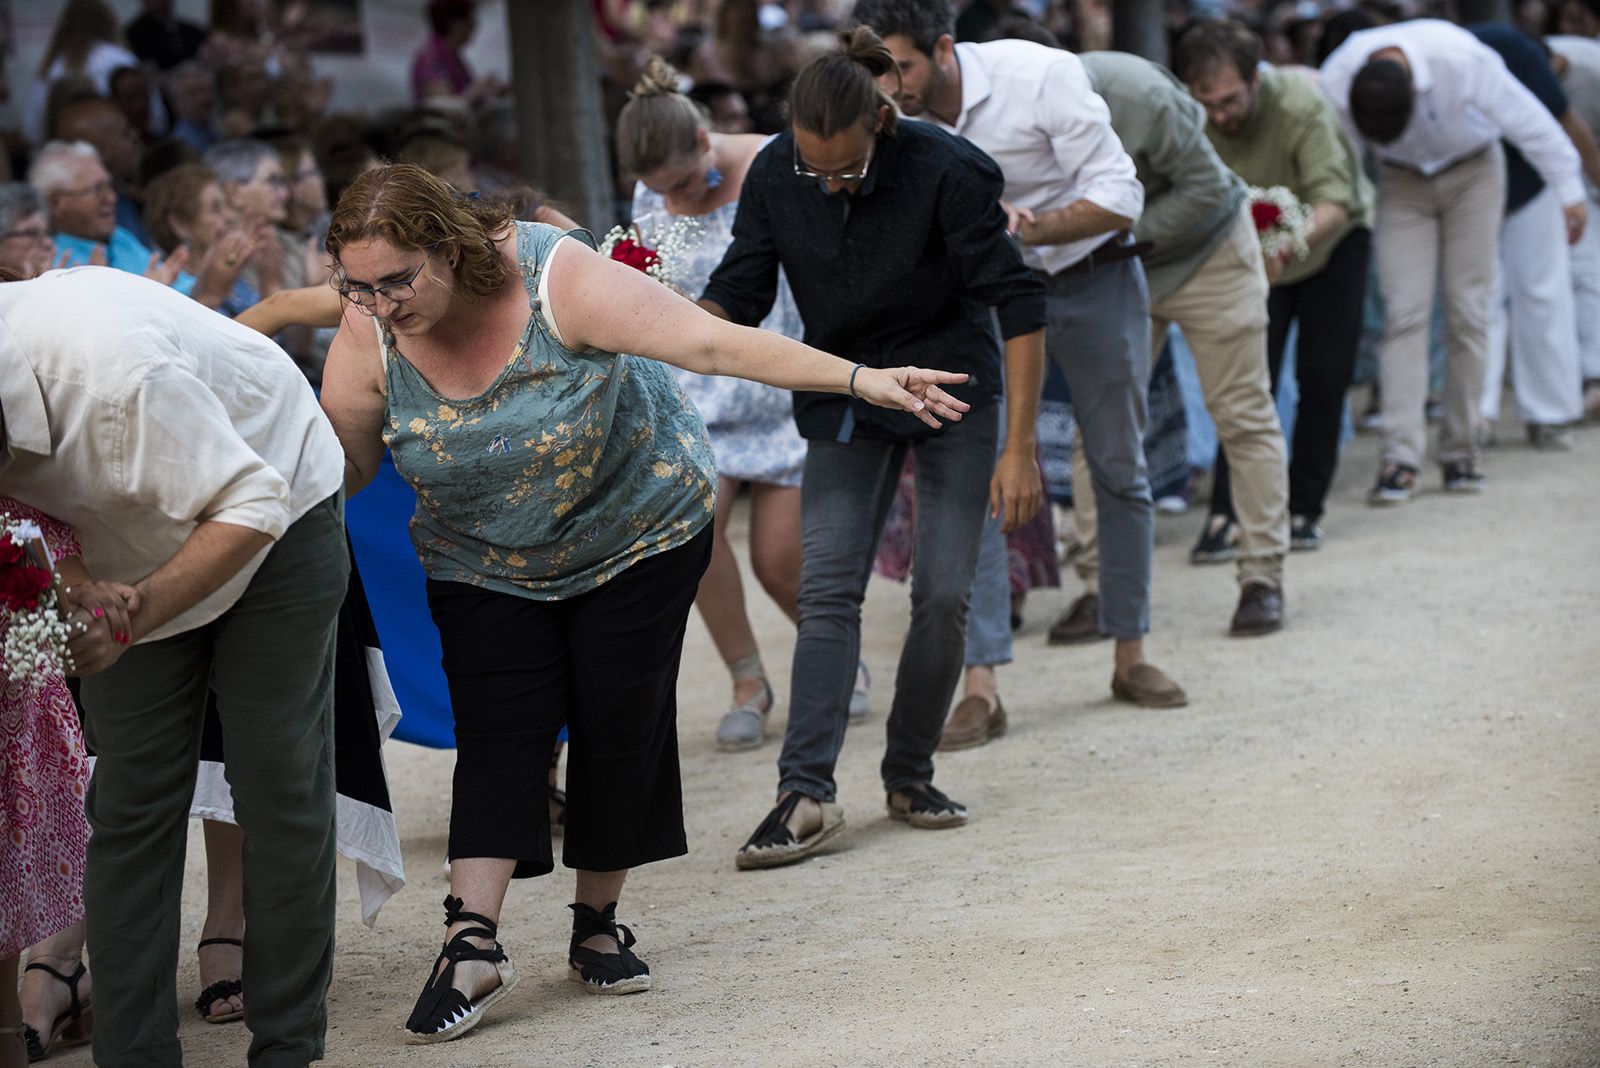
top-left (1378, 142), bottom-right (1492, 178)
top-left (1056, 231), bottom-right (1153, 278)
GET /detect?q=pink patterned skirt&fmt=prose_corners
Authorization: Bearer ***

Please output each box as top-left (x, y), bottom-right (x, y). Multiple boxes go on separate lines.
top-left (0, 502), bottom-right (90, 958)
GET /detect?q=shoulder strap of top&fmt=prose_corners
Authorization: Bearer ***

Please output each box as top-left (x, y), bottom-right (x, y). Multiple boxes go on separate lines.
top-left (523, 222), bottom-right (598, 348)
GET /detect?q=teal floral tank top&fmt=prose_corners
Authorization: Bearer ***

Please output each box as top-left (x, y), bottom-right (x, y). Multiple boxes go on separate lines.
top-left (381, 221), bottom-right (717, 600)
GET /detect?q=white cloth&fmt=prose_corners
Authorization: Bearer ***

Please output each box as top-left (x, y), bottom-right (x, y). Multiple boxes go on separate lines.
top-left (1482, 184), bottom-right (1584, 425)
top-left (930, 40), bottom-right (1144, 275)
top-left (0, 267), bottom-right (345, 641)
top-left (1321, 19), bottom-right (1585, 206)
top-left (1550, 36), bottom-right (1600, 201)
top-left (1569, 193), bottom-right (1600, 380)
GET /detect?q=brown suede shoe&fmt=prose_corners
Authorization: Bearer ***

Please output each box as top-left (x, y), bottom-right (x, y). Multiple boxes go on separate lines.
top-left (938, 695), bottom-right (1007, 751)
top-left (1110, 662), bottom-right (1188, 708)
top-left (1047, 593), bottom-right (1106, 645)
top-left (1230, 583), bottom-right (1284, 637)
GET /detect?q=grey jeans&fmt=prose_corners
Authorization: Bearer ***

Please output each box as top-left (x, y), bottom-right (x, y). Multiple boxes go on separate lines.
top-left (79, 495), bottom-right (346, 1068)
top-left (1044, 257), bottom-right (1154, 638)
top-left (777, 401), bottom-right (1000, 802)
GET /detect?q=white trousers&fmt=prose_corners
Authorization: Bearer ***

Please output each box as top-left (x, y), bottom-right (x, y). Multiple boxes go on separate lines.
top-left (1482, 184), bottom-right (1584, 425)
top-left (1567, 192), bottom-right (1600, 382)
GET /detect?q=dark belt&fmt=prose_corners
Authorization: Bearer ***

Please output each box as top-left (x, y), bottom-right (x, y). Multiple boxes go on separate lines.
top-left (1055, 231), bottom-right (1153, 278)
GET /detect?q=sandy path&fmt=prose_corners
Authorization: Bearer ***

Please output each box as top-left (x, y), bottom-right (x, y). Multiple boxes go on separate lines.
top-left (53, 413), bottom-right (1600, 1067)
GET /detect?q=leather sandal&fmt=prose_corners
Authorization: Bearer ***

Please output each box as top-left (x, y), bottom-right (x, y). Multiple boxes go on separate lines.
top-left (403, 896), bottom-right (518, 1044)
top-left (568, 901), bottom-right (651, 995)
top-left (735, 792), bottom-right (846, 870)
top-left (21, 961), bottom-right (92, 1059)
top-left (194, 938), bottom-right (244, 1024)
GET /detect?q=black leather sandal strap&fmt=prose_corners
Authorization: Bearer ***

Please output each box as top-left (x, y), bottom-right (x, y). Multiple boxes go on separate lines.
top-left (198, 937), bottom-right (244, 949)
top-left (23, 960), bottom-right (85, 1019)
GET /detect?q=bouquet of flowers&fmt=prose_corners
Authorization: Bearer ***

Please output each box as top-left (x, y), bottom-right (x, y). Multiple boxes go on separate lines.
top-left (0, 513), bottom-right (74, 687)
top-left (1248, 185), bottom-right (1313, 265)
top-left (598, 214), bottom-right (703, 295)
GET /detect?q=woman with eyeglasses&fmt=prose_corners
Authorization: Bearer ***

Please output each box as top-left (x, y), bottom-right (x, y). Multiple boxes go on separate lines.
top-left (0, 185), bottom-right (58, 281)
top-left (697, 28), bottom-right (1049, 871)
top-left (317, 163), bottom-right (968, 1044)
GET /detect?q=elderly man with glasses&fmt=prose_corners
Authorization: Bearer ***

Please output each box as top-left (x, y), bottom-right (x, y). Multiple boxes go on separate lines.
top-left (26, 140), bottom-right (184, 285)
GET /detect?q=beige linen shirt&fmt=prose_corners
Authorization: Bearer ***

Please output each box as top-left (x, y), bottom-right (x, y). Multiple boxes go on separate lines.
top-left (0, 267), bottom-right (344, 641)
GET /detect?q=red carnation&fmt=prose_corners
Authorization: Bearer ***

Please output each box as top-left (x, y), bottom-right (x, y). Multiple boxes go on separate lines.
top-left (0, 536), bottom-right (22, 567)
top-left (610, 238), bottom-right (660, 274)
top-left (0, 562), bottom-right (51, 612)
top-left (1251, 201), bottom-right (1283, 231)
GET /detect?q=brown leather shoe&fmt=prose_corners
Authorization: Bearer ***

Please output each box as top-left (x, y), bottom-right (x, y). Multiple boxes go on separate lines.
top-left (1110, 662), bottom-right (1188, 708)
top-left (1047, 593), bottom-right (1106, 645)
top-left (938, 695), bottom-right (1007, 751)
top-left (1230, 583), bottom-right (1284, 636)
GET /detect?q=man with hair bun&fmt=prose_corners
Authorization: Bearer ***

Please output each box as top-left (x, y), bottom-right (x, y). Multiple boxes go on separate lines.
top-left (702, 28), bottom-right (1049, 869)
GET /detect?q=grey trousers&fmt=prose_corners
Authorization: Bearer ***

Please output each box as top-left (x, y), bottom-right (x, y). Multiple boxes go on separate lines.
top-left (79, 495), bottom-right (346, 1068)
top-left (1043, 257), bottom-right (1154, 639)
top-left (777, 402), bottom-right (1000, 802)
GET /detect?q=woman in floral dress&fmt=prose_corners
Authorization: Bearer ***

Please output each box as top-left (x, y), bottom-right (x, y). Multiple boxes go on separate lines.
top-left (616, 58), bottom-right (869, 752)
top-left (0, 502), bottom-right (94, 1064)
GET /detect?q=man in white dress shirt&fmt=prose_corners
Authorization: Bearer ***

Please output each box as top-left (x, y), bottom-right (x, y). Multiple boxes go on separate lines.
top-left (1321, 19), bottom-right (1586, 503)
top-left (0, 267), bottom-right (346, 1067)
top-left (853, 0), bottom-right (1187, 711)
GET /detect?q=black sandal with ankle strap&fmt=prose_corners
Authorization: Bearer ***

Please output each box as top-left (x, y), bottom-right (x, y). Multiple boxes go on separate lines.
top-left (568, 901), bottom-right (651, 995)
top-left (194, 938), bottom-right (244, 1024)
top-left (22, 960), bottom-right (92, 1061)
top-left (403, 895), bottom-right (518, 1044)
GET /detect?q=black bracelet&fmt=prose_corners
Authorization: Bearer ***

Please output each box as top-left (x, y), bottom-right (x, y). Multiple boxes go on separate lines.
top-left (849, 363), bottom-right (865, 399)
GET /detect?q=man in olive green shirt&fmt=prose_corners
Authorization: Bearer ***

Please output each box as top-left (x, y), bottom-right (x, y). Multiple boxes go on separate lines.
top-left (1076, 47), bottom-right (1290, 636)
top-left (1177, 18), bottom-right (1376, 550)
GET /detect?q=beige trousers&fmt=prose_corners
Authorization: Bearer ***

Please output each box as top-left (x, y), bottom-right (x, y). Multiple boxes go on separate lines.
top-left (1372, 144), bottom-right (1505, 469)
top-left (1074, 206), bottom-right (1288, 591)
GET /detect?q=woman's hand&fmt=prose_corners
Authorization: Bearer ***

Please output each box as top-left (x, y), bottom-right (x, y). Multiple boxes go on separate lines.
top-left (851, 366), bottom-right (971, 429)
top-left (61, 579), bottom-right (140, 674)
top-left (989, 446), bottom-right (1043, 533)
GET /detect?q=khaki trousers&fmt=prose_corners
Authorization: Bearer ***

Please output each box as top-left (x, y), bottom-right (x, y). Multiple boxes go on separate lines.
top-left (1074, 206), bottom-right (1288, 591)
top-left (1372, 144), bottom-right (1505, 468)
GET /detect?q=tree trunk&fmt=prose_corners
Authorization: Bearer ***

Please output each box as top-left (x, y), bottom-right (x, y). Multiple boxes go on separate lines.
top-left (504, 0), bottom-right (614, 231)
top-left (1110, 0), bottom-right (1168, 66)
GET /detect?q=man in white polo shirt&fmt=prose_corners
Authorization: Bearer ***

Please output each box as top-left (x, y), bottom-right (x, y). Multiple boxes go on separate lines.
top-left (1548, 32), bottom-right (1600, 419)
top-left (0, 267), bottom-right (346, 1068)
top-left (853, 0), bottom-right (1187, 713)
top-left (1321, 19), bottom-right (1586, 503)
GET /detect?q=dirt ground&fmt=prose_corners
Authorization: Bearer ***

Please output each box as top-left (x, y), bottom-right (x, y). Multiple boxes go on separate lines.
top-left (55, 409), bottom-right (1600, 1067)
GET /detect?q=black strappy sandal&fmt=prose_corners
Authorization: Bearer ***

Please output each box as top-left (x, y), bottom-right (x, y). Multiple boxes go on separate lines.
top-left (194, 937), bottom-right (244, 1024)
top-left (403, 895), bottom-right (518, 1044)
top-left (568, 901), bottom-right (652, 995)
top-left (22, 960), bottom-right (92, 1060)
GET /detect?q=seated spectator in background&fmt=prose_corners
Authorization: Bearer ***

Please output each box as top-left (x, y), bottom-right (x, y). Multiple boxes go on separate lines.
top-left (412, 0), bottom-right (507, 108)
top-left (1553, 0), bottom-right (1600, 36)
top-left (25, 0), bottom-right (165, 146)
top-left (137, 136), bottom-right (199, 192)
top-left (125, 0), bottom-right (206, 71)
top-left (27, 140), bottom-right (183, 284)
top-left (269, 135), bottom-right (333, 375)
top-left (144, 161), bottom-right (265, 315)
top-left (56, 97), bottom-right (151, 245)
top-left (272, 64), bottom-right (333, 135)
top-left (41, 76), bottom-right (102, 144)
top-left (689, 80), bottom-right (756, 133)
top-left (394, 130), bottom-right (475, 190)
top-left (201, 0), bottom-right (281, 73)
top-left (109, 65), bottom-right (162, 144)
top-left (203, 138), bottom-right (289, 301)
top-left (689, 0), bottom-right (800, 131)
top-left (217, 59), bottom-right (274, 138)
top-left (167, 61), bottom-right (220, 153)
top-left (0, 184), bottom-right (58, 281)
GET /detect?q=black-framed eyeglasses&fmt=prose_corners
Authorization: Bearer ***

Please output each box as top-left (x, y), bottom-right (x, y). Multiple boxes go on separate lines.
top-left (335, 243), bottom-right (441, 314)
top-left (793, 138), bottom-right (877, 183)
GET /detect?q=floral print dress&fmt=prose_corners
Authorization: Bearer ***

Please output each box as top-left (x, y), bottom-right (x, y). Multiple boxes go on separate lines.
top-left (0, 500), bottom-right (90, 958)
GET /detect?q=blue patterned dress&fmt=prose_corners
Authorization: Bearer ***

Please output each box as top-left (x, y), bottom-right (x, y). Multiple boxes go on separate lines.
top-left (633, 183), bottom-right (808, 487)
